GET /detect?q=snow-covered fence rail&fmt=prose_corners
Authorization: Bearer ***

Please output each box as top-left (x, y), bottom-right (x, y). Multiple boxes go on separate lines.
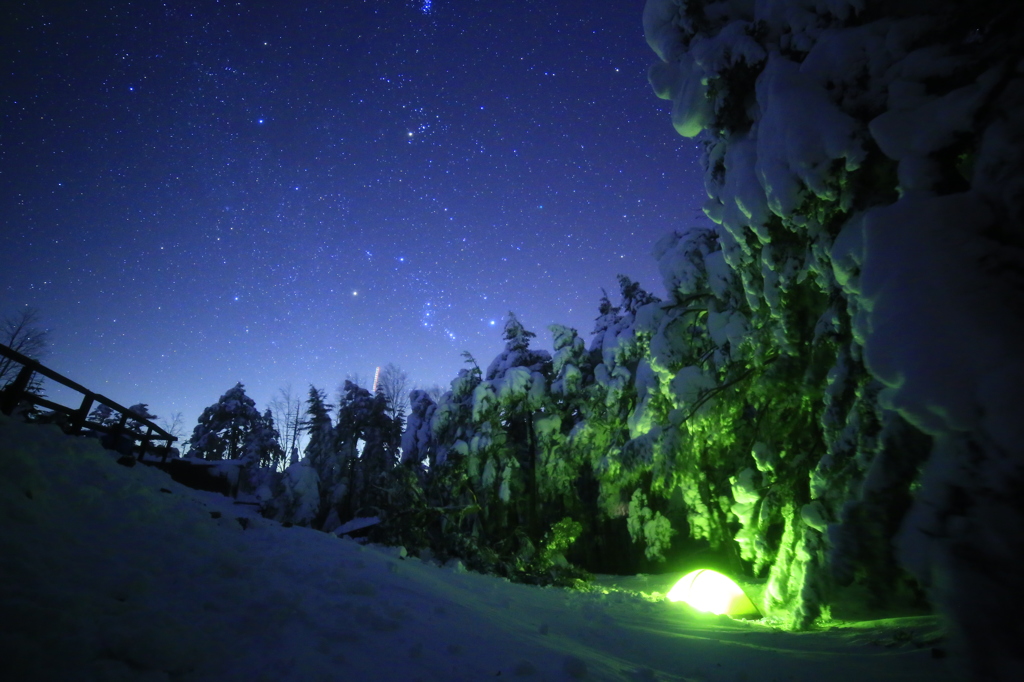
top-left (0, 342), bottom-right (176, 457)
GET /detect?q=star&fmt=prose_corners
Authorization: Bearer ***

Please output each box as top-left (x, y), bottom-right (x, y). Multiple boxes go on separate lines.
top-left (0, 0), bottom-right (704, 432)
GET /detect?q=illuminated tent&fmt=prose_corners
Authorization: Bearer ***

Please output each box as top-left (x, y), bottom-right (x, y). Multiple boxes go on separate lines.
top-left (666, 569), bottom-right (760, 618)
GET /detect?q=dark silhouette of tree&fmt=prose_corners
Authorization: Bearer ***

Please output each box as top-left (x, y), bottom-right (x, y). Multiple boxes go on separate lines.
top-left (377, 363), bottom-right (409, 423)
top-left (269, 384), bottom-right (304, 465)
top-left (160, 411), bottom-right (186, 441)
top-left (189, 383), bottom-right (279, 462)
top-left (0, 307), bottom-right (50, 390)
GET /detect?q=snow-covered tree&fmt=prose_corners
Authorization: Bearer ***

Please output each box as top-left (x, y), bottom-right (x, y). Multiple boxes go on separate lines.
top-left (328, 3), bottom-right (1023, 638)
top-left (570, 277), bottom-right (668, 561)
top-left (548, 324), bottom-right (591, 403)
top-left (642, 3), bottom-right (1024, 670)
top-left (265, 459), bottom-right (321, 527)
top-left (538, 324), bottom-right (591, 504)
top-left (401, 389), bottom-right (437, 467)
top-left (472, 313), bottom-right (552, 537)
top-left (302, 386), bottom-right (335, 482)
top-left (189, 383), bottom-right (278, 463)
top-left (298, 386), bottom-right (336, 528)
top-left (336, 379), bottom-right (401, 521)
top-left (431, 353), bottom-right (483, 467)
top-left (246, 408), bottom-right (285, 470)
top-left (639, 0), bottom-right (909, 624)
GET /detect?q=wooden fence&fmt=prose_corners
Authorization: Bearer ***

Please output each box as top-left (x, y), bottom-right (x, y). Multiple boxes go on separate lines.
top-left (0, 342), bottom-right (177, 459)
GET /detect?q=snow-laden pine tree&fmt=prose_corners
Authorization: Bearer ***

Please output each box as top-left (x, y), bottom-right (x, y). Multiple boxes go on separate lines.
top-left (470, 313), bottom-right (552, 541)
top-left (401, 389), bottom-right (437, 467)
top-left (265, 457), bottom-right (321, 527)
top-left (568, 277), bottom-right (684, 565)
top-left (335, 379), bottom-right (401, 523)
top-left (302, 387), bottom-right (334, 478)
top-left (300, 386), bottom-right (334, 528)
top-left (189, 384), bottom-right (280, 463)
top-left (419, 356), bottom-right (486, 556)
top-left (124, 403), bottom-right (158, 435)
top-left (642, 1), bottom-right (1024, 674)
top-left (392, 318), bottom-right (598, 580)
top-left (540, 324), bottom-right (590, 505)
top-left (245, 408), bottom-right (285, 470)
top-left (635, 0), bottom-right (935, 627)
top-left (189, 384), bottom-right (286, 494)
top-left (431, 353), bottom-right (483, 467)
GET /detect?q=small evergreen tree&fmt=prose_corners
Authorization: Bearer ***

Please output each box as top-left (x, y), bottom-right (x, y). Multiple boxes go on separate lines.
top-left (300, 386), bottom-right (336, 528)
top-left (302, 386), bottom-right (335, 480)
top-left (87, 403), bottom-right (119, 428)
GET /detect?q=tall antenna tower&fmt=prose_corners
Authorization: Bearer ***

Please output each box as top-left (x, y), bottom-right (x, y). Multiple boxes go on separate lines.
top-left (372, 366), bottom-right (381, 393)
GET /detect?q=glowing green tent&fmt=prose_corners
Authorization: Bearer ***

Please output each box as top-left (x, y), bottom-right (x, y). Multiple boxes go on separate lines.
top-left (666, 569), bottom-right (760, 618)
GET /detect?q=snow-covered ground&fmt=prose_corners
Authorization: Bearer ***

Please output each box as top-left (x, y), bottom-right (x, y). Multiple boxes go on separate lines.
top-left (0, 415), bottom-right (963, 681)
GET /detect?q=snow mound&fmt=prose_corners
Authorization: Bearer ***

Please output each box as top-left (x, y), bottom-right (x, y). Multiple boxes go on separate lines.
top-left (0, 415), bottom-right (961, 681)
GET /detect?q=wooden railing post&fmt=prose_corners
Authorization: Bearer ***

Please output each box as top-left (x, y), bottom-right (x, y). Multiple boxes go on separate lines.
top-left (69, 393), bottom-right (94, 435)
top-left (138, 425), bottom-right (153, 461)
top-left (0, 364), bottom-right (35, 415)
top-left (112, 412), bottom-right (128, 446)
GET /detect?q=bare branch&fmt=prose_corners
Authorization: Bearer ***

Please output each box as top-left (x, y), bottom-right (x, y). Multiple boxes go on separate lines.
top-left (377, 363), bottom-right (409, 421)
top-left (0, 307), bottom-right (51, 388)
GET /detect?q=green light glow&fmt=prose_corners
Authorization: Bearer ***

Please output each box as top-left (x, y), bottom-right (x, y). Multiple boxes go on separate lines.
top-left (666, 569), bottom-right (760, 617)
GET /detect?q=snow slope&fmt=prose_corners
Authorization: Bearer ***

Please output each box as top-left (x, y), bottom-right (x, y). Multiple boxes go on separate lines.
top-left (0, 415), bottom-right (962, 681)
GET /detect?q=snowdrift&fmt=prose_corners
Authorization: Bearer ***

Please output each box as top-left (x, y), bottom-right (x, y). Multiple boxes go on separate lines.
top-left (0, 415), bottom-right (961, 681)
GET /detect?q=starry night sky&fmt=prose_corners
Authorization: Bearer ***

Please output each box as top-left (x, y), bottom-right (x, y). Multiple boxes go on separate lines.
top-left (1, 0), bottom-right (705, 434)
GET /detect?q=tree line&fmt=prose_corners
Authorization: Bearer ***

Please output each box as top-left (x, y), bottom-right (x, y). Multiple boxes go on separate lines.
top-left (169, 251), bottom-right (927, 632)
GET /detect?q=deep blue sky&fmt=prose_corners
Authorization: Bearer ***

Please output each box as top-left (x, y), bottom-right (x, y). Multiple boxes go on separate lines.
top-left (1, 0), bottom-right (705, 434)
